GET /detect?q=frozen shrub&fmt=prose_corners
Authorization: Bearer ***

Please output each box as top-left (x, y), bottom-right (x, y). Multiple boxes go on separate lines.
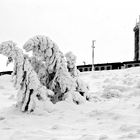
top-left (65, 51), bottom-right (79, 77)
top-left (65, 51), bottom-right (90, 99)
top-left (0, 35), bottom-right (90, 113)
top-left (23, 35), bottom-right (88, 104)
top-left (0, 41), bottom-right (54, 112)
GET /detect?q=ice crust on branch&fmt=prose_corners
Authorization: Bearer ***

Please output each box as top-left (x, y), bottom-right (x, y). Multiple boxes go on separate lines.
top-left (0, 41), bottom-right (54, 112)
top-left (23, 35), bottom-right (88, 104)
top-left (65, 52), bottom-right (89, 98)
top-left (29, 56), bottom-right (49, 87)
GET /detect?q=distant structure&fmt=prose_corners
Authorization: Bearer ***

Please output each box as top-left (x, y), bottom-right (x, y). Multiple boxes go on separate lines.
top-left (91, 40), bottom-right (95, 71)
top-left (77, 61), bottom-right (140, 72)
top-left (1, 17), bottom-right (140, 75)
top-left (0, 71), bottom-right (12, 76)
top-left (134, 15), bottom-right (140, 61)
top-left (77, 16), bottom-right (140, 72)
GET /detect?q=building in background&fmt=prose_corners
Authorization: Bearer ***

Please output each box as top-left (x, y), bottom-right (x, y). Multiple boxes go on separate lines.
top-left (77, 16), bottom-right (140, 72)
top-left (1, 17), bottom-right (140, 75)
top-left (134, 16), bottom-right (140, 61)
top-left (77, 61), bottom-right (140, 72)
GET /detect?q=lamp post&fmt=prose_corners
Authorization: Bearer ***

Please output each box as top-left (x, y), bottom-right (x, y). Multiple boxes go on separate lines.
top-left (91, 40), bottom-right (95, 71)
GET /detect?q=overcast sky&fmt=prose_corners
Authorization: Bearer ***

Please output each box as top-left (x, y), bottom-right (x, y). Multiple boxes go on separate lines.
top-left (0, 0), bottom-right (140, 71)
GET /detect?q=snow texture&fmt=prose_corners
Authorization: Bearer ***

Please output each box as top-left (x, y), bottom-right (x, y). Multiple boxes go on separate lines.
top-left (1, 67), bottom-right (140, 139)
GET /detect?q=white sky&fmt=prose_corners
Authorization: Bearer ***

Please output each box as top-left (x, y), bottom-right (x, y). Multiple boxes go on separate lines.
top-left (0, 0), bottom-right (140, 71)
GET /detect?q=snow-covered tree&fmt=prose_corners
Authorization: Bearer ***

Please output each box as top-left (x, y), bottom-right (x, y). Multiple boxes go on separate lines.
top-left (65, 51), bottom-right (89, 99)
top-left (65, 51), bottom-right (79, 77)
top-left (0, 41), bottom-right (54, 112)
top-left (23, 35), bottom-right (87, 104)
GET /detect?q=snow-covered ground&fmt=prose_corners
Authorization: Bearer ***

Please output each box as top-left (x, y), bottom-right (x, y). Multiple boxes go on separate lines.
top-left (1, 67), bottom-right (140, 140)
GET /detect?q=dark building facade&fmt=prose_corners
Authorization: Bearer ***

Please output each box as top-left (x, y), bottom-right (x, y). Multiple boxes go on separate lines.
top-left (134, 19), bottom-right (140, 61)
top-left (77, 61), bottom-right (140, 72)
top-left (0, 71), bottom-right (12, 76)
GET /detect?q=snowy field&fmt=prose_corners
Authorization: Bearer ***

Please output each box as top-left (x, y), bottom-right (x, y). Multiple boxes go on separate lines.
top-left (1, 67), bottom-right (140, 140)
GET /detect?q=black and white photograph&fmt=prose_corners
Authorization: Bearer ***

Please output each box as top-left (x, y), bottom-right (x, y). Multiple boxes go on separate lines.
top-left (0, 0), bottom-right (140, 139)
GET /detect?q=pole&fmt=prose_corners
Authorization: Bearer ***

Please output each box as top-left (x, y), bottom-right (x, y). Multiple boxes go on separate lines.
top-left (138, 15), bottom-right (140, 60)
top-left (92, 40), bottom-right (95, 71)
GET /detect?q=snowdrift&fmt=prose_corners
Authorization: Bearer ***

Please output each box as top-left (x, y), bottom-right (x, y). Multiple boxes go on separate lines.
top-left (1, 67), bottom-right (140, 139)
